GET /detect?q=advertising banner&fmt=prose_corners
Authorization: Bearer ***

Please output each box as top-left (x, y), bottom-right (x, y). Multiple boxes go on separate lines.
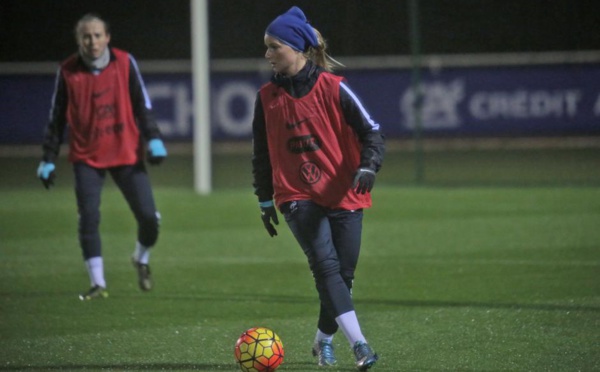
top-left (1, 64), bottom-right (599, 144)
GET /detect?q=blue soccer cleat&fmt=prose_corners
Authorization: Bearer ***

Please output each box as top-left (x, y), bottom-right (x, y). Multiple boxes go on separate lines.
top-left (312, 339), bottom-right (337, 366)
top-left (353, 341), bottom-right (378, 371)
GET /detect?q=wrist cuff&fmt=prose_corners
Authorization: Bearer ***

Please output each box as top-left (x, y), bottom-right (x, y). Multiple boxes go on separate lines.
top-left (259, 200), bottom-right (274, 208)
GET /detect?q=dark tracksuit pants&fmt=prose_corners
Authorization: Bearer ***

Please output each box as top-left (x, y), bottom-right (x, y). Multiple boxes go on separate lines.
top-left (73, 162), bottom-right (159, 260)
top-left (280, 199), bottom-right (363, 335)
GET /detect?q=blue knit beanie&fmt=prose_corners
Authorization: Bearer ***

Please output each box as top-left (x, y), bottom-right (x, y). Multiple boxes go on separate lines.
top-left (265, 6), bottom-right (318, 52)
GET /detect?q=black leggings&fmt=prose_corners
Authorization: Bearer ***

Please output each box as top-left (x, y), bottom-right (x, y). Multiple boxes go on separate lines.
top-left (74, 162), bottom-right (159, 260)
top-left (281, 200), bottom-right (363, 335)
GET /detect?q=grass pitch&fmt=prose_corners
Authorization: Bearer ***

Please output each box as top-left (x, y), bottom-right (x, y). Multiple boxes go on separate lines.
top-left (1, 148), bottom-right (599, 371)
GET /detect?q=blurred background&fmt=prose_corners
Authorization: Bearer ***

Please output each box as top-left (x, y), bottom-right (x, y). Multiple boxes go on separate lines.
top-left (1, 0), bottom-right (599, 187)
top-left (2, 0), bottom-right (599, 60)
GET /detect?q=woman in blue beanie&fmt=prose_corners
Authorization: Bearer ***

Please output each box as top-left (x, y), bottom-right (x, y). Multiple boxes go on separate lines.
top-left (252, 6), bottom-right (384, 371)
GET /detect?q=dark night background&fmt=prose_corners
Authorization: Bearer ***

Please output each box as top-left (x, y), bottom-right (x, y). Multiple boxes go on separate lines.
top-left (0, 0), bottom-right (598, 63)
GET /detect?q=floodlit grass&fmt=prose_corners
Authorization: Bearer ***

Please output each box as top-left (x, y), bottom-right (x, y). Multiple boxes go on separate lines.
top-left (1, 149), bottom-right (599, 371)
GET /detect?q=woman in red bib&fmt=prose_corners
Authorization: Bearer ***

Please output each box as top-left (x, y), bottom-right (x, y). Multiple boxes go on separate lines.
top-left (251, 7), bottom-right (385, 370)
top-left (37, 14), bottom-right (167, 300)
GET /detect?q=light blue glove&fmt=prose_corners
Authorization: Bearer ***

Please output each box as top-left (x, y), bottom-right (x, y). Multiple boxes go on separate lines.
top-left (37, 161), bottom-right (56, 189)
top-left (147, 139), bottom-right (167, 165)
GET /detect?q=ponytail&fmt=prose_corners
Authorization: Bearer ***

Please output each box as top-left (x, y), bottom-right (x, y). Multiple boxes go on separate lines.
top-left (306, 28), bottom-right (344, 72)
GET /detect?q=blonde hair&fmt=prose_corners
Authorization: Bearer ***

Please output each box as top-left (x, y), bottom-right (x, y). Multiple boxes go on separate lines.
top-left (305, 28), bottom-right (345, 72)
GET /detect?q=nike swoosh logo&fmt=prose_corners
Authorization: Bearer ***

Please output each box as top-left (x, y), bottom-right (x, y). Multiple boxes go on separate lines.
top-left (285, 118), bottom-right (309, 129)
top-left (92, 88), bottom-right (109, 99)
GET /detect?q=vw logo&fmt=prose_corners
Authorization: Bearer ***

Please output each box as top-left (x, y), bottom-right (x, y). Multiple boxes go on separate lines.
top-left (299, 161), bottom-right (322, 184)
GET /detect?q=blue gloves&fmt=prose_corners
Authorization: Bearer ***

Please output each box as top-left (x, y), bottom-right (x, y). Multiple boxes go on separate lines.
top-left (352, 167), bottom-right (376, 194)
top-left (37, 161), bottom-right (56, 189)
top-left (147, 139), bottom-right (167, 165)
top-left (259, 200), bottom-right (279, 237)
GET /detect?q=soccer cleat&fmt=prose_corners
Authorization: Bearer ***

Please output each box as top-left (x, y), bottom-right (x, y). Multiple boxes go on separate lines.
top-left (78, 285), bottom-right (108, 301)
top-left (312, 339), bottom-right (337, 366)
top-left (353, 341), bottom-right (378, 371)
top-left (131, 257), bottom-right (152, 291)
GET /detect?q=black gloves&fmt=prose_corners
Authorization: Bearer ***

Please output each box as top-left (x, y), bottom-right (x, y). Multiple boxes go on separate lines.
top-left (259, 200), bottom-right (279, 237)
top-left (37, 161), bottom-right (56, 189)
top-left (257, 168), bottom-right (375, 239)
top-left (352, 167), bottom-right (376, 194)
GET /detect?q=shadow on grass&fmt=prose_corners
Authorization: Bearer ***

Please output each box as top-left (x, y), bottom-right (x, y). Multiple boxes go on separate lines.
top-left (148, 292), bottom-right (600, 313)
top-left (0, 292), bottom-right (600, 316)
top-left (3, 291), bottom-right (598, 313)
top-left (239, 294), bottom-right (599, 313)
top-left (0, 363), bottom-right (226, 371)
top-left (355, 297), bottom-right (600, 313)
top-left (0, 361), bottom-right (328, 371)
top-left (186, 291), bottom-right (600, 312)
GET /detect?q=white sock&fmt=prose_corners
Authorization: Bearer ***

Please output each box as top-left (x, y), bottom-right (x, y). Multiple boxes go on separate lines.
top-left (133, 241), bottom-right (151, 264)
top-left (335, 311), bottom-right (366, 347)
top-left (85, 257), bottom-right (106, 288)
top-left (314, 329), bottom-right (334, 345)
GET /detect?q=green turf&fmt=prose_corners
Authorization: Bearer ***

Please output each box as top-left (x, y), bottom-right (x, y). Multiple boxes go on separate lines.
top-left (7, 146), bottom-right (600, 189)
top-left (1, 149), bottom-right (599, 371)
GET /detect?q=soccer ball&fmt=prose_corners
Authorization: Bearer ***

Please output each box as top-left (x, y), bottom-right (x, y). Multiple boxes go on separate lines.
top-left (234, 327), bottom-right (284, 372)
